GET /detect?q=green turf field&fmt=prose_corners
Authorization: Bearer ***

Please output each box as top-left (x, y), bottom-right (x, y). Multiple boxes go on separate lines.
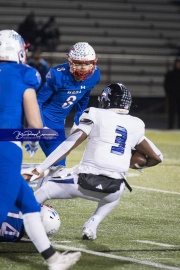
top-left (0, 130), bottom-right (180, 270)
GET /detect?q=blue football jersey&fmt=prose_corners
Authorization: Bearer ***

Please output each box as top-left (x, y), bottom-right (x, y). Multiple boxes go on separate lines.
top-left (0, 205), bottom-right (24, 242)
top-left (37, 62), bottom-right (100, 125)
top-left (0, 62), bottom-right (41, 128)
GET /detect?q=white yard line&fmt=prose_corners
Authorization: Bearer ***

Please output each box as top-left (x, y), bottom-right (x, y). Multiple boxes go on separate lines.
top-left (53, 243), bottom-right (180, 270)
top-left (134, 240), bottom-right (177, 248)
top-left (131, 185), bottom-right (180, 195)
top-left (127, 172), bottom-right (140, 177)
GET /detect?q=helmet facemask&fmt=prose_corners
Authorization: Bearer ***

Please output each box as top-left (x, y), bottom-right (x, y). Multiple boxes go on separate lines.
top-left (68, 42), bottom-right (97, 81)
top-left (69, 59), bottom-right (97, 81)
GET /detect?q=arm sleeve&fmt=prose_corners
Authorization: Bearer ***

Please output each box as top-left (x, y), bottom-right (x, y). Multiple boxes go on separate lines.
top-left (131, 118), bottom-right (145, 148)
top-left (73, 90), bottom-right (91, 125)
top-left (77, 122), bottom-right (93, 136)
top-left (140, 136), bottom-right (163, 161)
top-left (36, 131), bottom-right (84, 173)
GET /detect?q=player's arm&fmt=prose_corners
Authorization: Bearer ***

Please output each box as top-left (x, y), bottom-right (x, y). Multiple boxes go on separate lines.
top-left (37, 70), bottom-right (55, 106)
top-left (23, 88), bottom-right (43, 157)
top-left (22, 129), bottom-right (88, 181)
top-left (23, 88), bottom-right (43, 128)
top-left (25, 110), bottom-right (94, 180)
top-left (135, 137), bottom-right (162, 167)
top-left (30, 129), bottom-right (87, 179)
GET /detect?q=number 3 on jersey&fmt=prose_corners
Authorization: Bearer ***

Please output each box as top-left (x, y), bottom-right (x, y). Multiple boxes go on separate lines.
top-left (62, 96), bottom-right (77, 108)
top-left (111, 126), bottom-right (127, 155)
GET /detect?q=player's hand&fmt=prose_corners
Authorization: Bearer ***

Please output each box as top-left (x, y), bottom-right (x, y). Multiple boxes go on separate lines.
top-left (25, 141), bottom-right (39, 157)
top-left (21, 167), bottom-right (45, 181)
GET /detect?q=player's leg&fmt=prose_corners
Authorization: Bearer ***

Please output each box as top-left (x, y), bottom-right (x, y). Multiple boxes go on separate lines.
top-left (34, 173), bottom-right (112, 204)
top-left (39, 115), bottom-right (66, 166)
top-left (34, 174), bottom-right (126, 240)
top-left (34, 176), bottom-right (76, 204)
top-left (17, 176), bottom-right (81, 269)
top-left (0, 142), bottom-right (23, 224)
top-left (82, 182), bottom-right (126, 240)
top-left (0, 142), bottom-right (80, 268)
top-left (0, 142), bottom-right (53, 253)
top-left (0, 143), bottom-right (53, 255)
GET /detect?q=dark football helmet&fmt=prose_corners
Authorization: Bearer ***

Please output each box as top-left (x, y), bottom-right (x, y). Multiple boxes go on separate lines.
top-left (98, 83), bottom-right (132, 110)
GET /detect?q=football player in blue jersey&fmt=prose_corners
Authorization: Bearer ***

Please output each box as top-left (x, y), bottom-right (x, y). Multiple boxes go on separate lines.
top-left (0, 30), bottom-right (80, 269)
top-left (0, 204), bottom-right (60, 242)
top-left (0, 205), bottom-right (24, 242)
top-left (36, 42), bottom-right (100, 166)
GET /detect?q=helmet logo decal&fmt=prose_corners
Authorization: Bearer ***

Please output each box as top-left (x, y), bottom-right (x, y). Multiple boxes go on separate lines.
top-left (98, 83), bottom-right (132, 111)
top-left (102, 87), bottom-right (111, 101)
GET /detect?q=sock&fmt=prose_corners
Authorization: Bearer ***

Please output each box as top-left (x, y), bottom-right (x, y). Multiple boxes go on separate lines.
top-left (41, 245), bottom-right (57, 260)
top-left (85, 215), bottom-right (101, 229)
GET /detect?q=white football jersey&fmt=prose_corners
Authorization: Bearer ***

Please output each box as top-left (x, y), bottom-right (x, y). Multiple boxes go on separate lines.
top-left (76, 107), bottom-right (145, 179)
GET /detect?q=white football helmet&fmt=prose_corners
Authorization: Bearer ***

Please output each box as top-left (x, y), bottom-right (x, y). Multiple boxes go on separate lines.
top-left (0, 29), bottom-right (28, 64)
top-left (68, 42), bottom-right (97, 81)
top-left (41, 205), bottom-right (61, 236)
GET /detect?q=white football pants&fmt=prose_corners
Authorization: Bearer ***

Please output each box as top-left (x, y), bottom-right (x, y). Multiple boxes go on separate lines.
top-left (34, 174), bottom-right (125, 230)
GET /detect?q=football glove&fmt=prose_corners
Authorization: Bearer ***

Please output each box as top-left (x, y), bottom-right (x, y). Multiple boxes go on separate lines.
top-left (25, 141), bottom-right (39, 157)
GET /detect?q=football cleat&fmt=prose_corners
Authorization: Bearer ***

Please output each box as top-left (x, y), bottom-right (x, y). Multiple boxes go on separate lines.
top-left (47, 251), bottom-right (81, 270)
top-left (82, 226), bottom-right (97, 240)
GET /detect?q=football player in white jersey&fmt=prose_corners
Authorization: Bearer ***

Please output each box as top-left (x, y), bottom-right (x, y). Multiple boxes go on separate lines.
top-left (26, 83), bottom-right (163, 240)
